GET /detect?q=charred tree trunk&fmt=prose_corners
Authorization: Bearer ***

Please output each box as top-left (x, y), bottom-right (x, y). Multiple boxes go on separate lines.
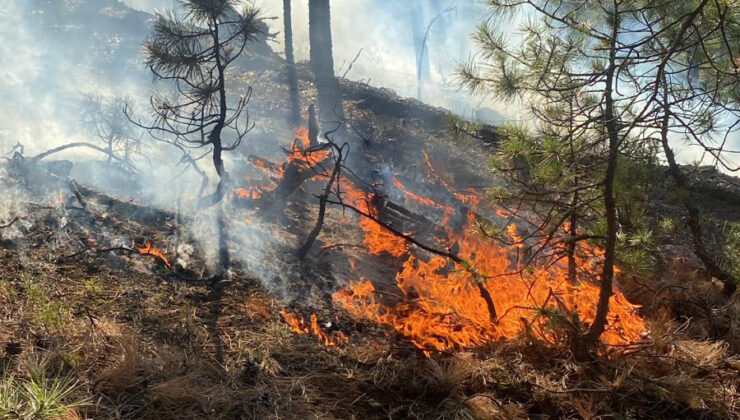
top-left (211, 18), bottom-right (230, 274)
top-left (283, 0), bottom-right (300, 125)
top-left (296, 147), bottom-right (343, 259)
top-left (659, 79), bottom-right (737, 297)
top-left (309, 0), bottom-right (344, 126)
top-left (308, 104), bottom-right (319, 147)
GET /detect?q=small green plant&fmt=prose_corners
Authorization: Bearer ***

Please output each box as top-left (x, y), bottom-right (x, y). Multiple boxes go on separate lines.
top-left (22, 274), bottom-right (45, 306)
top-left (0, 372), bottom-right (89, 420)
top-left (33, 301), bottom-right (70, 334)
top-left (617, 228), bottom-right (656, 277)
top-left (82, 278), bottom-right (102, 294)
top-left (659, 216), bottom-right (676, 233)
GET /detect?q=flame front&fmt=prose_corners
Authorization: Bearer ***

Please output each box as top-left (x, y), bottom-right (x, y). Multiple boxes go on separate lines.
top-left (339, 179), bottom-right (409, 257)
top-left (266, 133), bottom-right (646, 353)
top-left (333, 176), bottom-right (647, 353)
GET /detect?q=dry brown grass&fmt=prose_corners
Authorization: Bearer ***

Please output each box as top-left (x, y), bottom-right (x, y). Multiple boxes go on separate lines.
top-left (0, 177), bottom-right (738, 419)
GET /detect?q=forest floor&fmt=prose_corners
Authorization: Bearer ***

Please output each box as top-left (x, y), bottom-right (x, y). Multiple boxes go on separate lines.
top-left (0, 188), bottom-right (738, 419)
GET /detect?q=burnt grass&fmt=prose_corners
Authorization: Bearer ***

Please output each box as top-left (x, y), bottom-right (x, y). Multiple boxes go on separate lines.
top-left (1, 45), bottom-right (739, 420)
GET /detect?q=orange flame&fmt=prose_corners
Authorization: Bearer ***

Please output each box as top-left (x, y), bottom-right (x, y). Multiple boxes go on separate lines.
top-left (333, 181), bottom-right (647, 353)
top-left (235, 126), bottom-right (330, 201)
top-left (280, 310), bottom-right (347, 347)
top-left (280, 309), bottom-right (309, 334)
top-left (339, 179), bottom-right (409, 257)
top-left (392, 176), bottom-right (442, 208)
top-left (422, 150), bottom-right (479, 205)
top-left (138, 240), bottom-right (171, 268)
top-left (294, 125), bottom-right (310, 149)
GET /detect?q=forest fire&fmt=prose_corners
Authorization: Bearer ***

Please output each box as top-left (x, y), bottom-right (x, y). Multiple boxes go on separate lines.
top-left (332, 187), bottom-right (647, 353)
top-left (283, 125), bottom-right (331, 170)
top-left (391, 176), bottom-right (442, 209)
top-left (137, 240), bottom-right (171, 268)
top-left (248, 126), bottom-right (648, 354)
top-left (234, 126), bottom-right (330, 200)
top-left (421, 149), bottom-right (480, 206)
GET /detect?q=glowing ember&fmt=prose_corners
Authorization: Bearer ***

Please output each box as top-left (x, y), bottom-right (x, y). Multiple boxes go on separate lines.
top-left (137, 240), bottom-right (171, 268)
top-left (280, 310), bottom-right (347, 347)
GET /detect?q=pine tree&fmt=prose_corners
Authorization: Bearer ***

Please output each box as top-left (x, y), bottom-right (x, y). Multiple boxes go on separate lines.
top-left (135, 0), bottom-right (261, 272)
top-left (461, 0), bottom-right (739, 350)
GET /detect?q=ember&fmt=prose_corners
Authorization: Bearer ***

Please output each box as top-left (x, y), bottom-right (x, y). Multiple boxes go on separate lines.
top-left (138, 240), bottom-right (171, 268)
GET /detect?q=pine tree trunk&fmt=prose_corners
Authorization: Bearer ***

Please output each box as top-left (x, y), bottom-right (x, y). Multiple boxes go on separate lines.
top-left (659, 79), bottom-right (737, 297)
top-left (586, 11), bottom-right (620, 346)
top-left (309, 0), bottom-right (344, 126)
top-left (211, 20), bottom-right (230, 275)
top-left (567, 207), bottom-right (578, 284)
top-left (283, 0), bottom-right (300, 125)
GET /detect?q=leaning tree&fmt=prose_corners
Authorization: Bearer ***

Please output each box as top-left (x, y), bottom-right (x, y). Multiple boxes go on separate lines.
top-left (133, 0), bottom-right (261, 272)
top-left (637, 0), bottom-right (740, 296)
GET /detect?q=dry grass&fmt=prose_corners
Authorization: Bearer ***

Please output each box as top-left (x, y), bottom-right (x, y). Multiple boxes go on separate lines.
top-left (0, 162), bottom-right (738, 419)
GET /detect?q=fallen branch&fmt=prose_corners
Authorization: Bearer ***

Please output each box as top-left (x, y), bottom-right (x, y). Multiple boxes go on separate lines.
top-left (30, 141), bottom-right (137, 173)
top-left (69, 180), bottom-right (88, 210)
top-left (0, 217), bottom-right (19, 229)
top-left (55, 246), bottom-right (137, 263)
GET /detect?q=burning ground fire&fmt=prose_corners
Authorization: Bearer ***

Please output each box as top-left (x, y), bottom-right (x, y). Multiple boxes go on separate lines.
top-left (233, 126), bottom-right (331, 201)
top-left (253, 129), bottom-right (647, 353)
top-left (279, 310), bottom-right (348, 347)
top-left (332, 174), bottom-right (646, 352)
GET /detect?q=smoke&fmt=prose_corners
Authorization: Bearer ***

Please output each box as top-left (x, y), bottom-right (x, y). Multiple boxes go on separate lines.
top-left (121, 0), bottom-right (509, 124)
top-left (117, 1), bottom-right (740, 169)
top-left (265, 0), bottom-right (510, 123)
